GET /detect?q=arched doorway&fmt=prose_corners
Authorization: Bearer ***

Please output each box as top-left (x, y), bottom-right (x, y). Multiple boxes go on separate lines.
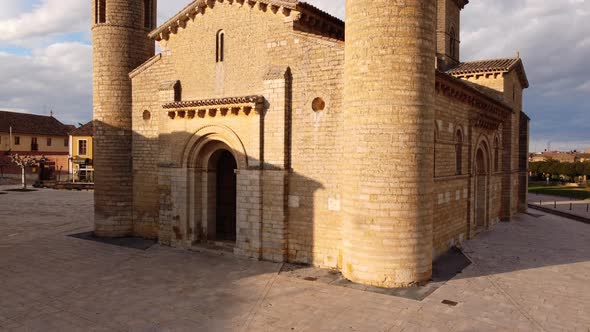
top-left (474, 146), bottom-right (489, 232)
top-left (208, 149), bottom-right (237, 243)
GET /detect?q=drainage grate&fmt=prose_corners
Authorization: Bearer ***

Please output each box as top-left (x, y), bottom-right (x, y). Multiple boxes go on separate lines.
top-left (442, 300), bottom-right (459, 306)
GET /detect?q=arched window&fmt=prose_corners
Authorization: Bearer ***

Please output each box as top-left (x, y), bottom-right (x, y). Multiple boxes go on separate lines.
top-left (455, 129), bottom-right (463, 175)
top-left (216, 30), bottom-right (225, 63)
top-left (174, 81), bottom-right (182, 102)
top-left (96, 0), bottom-right (106, 24)
top-left (450, 27), bottom-right (457, 59)
top-left (144, 0), bottom-right (153, 29)
top-left (494, 137), bottom-right (500, 172)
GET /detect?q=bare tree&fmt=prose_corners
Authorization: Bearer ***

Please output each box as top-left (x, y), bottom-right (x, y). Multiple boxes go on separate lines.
top-left (8, 153), bottom-right (46, 189)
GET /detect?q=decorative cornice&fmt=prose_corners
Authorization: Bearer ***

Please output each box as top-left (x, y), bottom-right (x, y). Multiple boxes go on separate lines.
top-left (149, 0), bottom-right (298, 41)
top-left (129, 54), bottom-right (162, 79)
top-left (148, 0), bottom-right (344, 42)
top-left (473, 113), bottom-right (502, 130)
top-left (436, 71), bottom-right (513, 119)
top-left (163, 95), bottom-right (265, 119)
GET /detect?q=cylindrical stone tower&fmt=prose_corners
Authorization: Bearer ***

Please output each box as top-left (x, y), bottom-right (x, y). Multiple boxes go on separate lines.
top-left (92, 0), bottom-right (156, 237)
top-left (340, 0), bottom-right (437, 287)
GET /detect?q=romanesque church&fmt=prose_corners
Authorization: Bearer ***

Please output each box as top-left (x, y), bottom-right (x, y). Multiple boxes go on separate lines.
top-left (92, 0), bottom-right (529, 287)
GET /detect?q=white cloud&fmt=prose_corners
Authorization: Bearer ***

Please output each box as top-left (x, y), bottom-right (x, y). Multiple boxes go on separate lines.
top-left (0, 42), bottom-right (92, 125)
top-left (0, 0), bottom-right (587, 150)
top-left (0, 0), bottom-right (88, 42)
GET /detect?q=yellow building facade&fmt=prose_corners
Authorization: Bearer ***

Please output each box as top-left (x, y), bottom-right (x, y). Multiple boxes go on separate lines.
top-left (69, 122), bottom-right (94, 182)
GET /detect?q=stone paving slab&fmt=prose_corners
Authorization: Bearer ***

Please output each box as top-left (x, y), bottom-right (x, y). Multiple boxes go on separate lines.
top-left (0, 189), bottom-right (589, 331)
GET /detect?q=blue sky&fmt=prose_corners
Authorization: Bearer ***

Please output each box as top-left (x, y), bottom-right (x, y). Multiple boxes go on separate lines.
top-left (0, 0), bottom-right (588, 151)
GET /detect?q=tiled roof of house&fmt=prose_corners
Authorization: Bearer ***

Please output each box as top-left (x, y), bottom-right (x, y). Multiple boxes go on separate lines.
top-left (0, 110), bottom-right (70, 136)
top-left (70, 121), bottom-right (93, 137)
top-left (447, 57), bottom-right (529, 88)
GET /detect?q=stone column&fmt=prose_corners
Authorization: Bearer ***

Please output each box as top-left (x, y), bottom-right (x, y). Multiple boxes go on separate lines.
top-left (340, 0), bottom-right (437, 287)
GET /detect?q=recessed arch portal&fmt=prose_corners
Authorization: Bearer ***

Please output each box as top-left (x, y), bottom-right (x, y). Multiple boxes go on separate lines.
top-left (474, 142), bottom-right (490, 233)
top-left (209, 149), bottom-right (237, 242)
top-left (182, 126), bottom-right (248, 247)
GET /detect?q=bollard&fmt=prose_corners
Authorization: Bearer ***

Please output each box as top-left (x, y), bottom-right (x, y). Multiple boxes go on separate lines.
top-left (554, 201), bottom-right (557, 209)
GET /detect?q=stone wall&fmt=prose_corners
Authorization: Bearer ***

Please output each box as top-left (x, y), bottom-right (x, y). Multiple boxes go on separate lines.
top-left (127, 0), bottom-right (528, 287)
top-left (436, 0), bottom-right (462, 70)
top-left (92, 0), bottom-right (155, 237)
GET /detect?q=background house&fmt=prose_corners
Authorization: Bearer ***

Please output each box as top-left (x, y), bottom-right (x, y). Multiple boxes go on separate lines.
top-left (69, 121), bottom-right (94, 182)
top-left (0, 110), bottom-right (72, 180)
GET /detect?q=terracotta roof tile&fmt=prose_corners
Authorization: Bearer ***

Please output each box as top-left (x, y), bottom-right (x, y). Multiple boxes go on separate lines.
top-left (0, 110), bottom-right (71, 136)
top-left (446, 58), bottom-right (519, 75)
top-left (70, 121), bottom-right (93, 136)
top-left (446, 57), bottom-right (530, 89)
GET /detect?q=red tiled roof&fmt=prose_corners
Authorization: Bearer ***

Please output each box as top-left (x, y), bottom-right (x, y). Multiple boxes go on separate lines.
top-left (0, 110), bottom-right (71, 136)
top-left (70, 121), bottom-right (93, 136)
top-left (446, 57), bottom-right (529, 88)
top-left (447, 58), bottom-right (519, 74)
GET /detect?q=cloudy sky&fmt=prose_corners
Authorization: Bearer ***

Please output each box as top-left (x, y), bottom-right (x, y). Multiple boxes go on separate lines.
top-left (0, 0), bottom-right (588, 151)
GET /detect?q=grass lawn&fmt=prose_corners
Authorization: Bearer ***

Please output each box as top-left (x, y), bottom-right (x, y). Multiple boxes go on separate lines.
top-left (529, 183), bottom-right (590, 200)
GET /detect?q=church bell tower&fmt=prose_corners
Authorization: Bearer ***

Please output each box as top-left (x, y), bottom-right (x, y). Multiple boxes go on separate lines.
top-left (92, 0), bottom-right (157, 237)
top-left (340, 0), bottom-right (437, 287)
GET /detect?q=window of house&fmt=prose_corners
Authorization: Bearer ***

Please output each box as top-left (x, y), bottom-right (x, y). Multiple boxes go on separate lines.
top-left (455, 130), bottom-right (463, 175)
top-left (14, 136), bottom-right (20, 145)
top-left (31, 137), bottom-right (38, 151)
top-left (144, 0), bottom-right (153, 29)
top-left (47, 138), bottom-right (52, 147)
top-left (96, 0), bottom-right (106, 24)
top-left (78, 140), bottom-right (88, 155)
top-left (216, 30), bottom-right (225, 63)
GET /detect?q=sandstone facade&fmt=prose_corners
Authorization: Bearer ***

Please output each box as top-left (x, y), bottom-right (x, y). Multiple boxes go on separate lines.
top-left (93, 0), bottom-right (530, 287)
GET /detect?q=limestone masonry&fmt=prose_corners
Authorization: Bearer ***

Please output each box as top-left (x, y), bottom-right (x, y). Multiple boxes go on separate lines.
top-left (92, 0), bottom-right (530, 287)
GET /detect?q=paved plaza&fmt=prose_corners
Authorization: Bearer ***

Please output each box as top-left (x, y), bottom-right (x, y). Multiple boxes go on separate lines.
top-left (0, 187), bottom-right (589, 331)
top-left (528, 192), bottom-right (590, 221)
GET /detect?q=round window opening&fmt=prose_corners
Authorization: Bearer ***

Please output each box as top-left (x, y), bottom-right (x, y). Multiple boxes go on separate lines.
top-left (143, 110), bottom-right (151, 121)
top-left (312, 97), bottom-right (326, 112)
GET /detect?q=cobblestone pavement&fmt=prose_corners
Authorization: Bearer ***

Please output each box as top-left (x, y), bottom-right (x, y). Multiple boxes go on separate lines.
top-left (0, 188), bottom-right (589, 331)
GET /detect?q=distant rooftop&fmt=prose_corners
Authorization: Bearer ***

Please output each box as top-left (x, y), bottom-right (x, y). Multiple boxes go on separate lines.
top-left (0, 110), bottom-right (71, 136)
top-left (70, 121), bottom-right (93, 137)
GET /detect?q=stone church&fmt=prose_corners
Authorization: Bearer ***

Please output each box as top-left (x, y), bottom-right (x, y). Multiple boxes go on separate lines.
top-left (92, 0), bottom-right (530, 287)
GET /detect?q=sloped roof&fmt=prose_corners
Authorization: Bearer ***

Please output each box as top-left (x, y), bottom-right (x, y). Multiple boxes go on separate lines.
top-left (70, 121), bottom-right (93, 137)
top-left (149, 0), bottom-right (344, 42)
top-left (447, 57), bottom-right (529, 88)
top-left (0, 110), bottom-right (70, 136)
